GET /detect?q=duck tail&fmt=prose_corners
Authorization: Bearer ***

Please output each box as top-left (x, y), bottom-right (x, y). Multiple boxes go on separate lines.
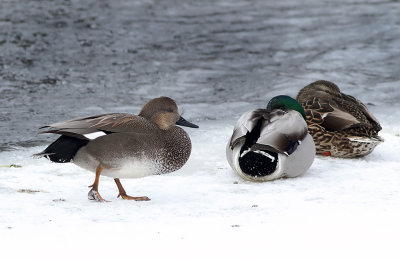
top-left (348, 136), bottom-right (384, 143)
top-left (34, 135), bottom-right (89, 163)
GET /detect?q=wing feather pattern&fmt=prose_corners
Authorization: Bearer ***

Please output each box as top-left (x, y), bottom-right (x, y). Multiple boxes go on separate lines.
top-left (229, 109), bottom-right (308, 154)
top-left (297, 81), bottom-right (382, 133)
top-left (39, 113), bottom-right (156, 139)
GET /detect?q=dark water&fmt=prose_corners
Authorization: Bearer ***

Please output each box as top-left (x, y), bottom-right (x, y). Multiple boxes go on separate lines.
top-left (1, 0), bottom-right (399, 151)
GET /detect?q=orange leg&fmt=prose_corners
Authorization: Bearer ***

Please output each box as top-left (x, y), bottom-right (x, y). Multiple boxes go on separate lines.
top-left (114, 178), bottom-right (150, 201)
top-left (88, 165), bottom-right (107, 202)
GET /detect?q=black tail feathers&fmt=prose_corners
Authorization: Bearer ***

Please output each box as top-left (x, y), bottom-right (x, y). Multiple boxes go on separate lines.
top-left (34, 135), bottom-right (89, 163)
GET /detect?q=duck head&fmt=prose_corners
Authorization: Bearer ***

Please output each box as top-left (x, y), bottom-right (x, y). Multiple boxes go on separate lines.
top-left (139, 97), bottom-right (198, 130)
top-left (266, 95), bottom-right (306, 119)
top-left (297, 80), bottom-right (342, 100)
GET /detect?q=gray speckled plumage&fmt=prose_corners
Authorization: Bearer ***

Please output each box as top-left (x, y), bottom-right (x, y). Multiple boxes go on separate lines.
top-left (36, 96), bottom-right (198, 201)
top-left (73, 122), bottom-right (192, 177)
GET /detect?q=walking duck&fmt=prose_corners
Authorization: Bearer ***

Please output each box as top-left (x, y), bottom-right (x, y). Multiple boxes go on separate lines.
top-left (296, 80), bottom-right (383, 158)
top-left (35, 97), bottom-right (198, 201)
top-left (226, 95), bottom-right (315, 182)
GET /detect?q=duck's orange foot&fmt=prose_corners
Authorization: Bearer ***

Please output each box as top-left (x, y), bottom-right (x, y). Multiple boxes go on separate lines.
top-left (117, 193), bottom-right (150, 201)
top-left (88, 189), bottom-right (108, 202)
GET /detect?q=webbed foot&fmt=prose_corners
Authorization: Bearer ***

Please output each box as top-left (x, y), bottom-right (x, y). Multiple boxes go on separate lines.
top-left (114, 178), bottom-right (150, 201)
top-left (88, 188), bottom-right (108, 202)
top-left (117, 193), bottom-right (150, 201)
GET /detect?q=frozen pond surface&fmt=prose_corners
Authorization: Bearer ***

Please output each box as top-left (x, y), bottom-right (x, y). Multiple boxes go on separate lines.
top-left (1, 0), bottom-right (400, 259)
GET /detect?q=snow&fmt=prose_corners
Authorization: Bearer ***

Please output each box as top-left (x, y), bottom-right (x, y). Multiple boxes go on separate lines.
top-left (1, 121), bottom-right (400, 259)
top-left (1, 0), bottom-right (400, 259)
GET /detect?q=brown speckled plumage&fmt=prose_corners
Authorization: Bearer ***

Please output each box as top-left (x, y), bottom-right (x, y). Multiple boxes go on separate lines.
top-left (296, 80), bottom-right (383, 158)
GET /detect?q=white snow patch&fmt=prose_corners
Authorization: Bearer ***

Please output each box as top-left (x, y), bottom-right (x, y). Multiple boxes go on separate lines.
top-left (1, 121), bottom-right (400, 259)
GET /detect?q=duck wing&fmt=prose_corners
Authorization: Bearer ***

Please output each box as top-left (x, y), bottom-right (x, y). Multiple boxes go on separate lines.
top-left (297, 81), bottom-right (381, 132)
top-left (338, 92), bottom-right (382, 131)
top-left (39, 113), bottom-right (155, 139)
top-left (254, 110), bottom-right (309, 154)
top-left (229, 109), bottom-right (308, 154)
top-left (229, 109), bottom-right (267, 148)
top-left (304, 94), bottom-right (381, 132)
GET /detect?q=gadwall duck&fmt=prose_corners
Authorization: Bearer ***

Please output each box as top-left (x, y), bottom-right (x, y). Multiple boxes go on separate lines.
top-left (35, 97), bottom-right (198, 201)
top-left (296, 80), bottom-right (383, 158)
top-left (226, 95), bottom-right (315, 182)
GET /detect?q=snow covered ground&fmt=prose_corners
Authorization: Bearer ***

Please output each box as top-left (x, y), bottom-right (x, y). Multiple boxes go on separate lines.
top-left (1, 0), bottom-right (400, 259)
top-left (1, 120), bottom-right (400, 259)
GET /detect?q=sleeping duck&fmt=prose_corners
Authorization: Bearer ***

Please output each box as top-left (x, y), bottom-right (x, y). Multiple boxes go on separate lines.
top-left (296, 80), bottom-right (383, 158)
top-left (226, 95), bottom-right (315, 182)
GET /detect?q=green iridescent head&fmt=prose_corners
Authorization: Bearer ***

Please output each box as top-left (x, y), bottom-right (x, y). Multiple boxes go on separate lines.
top-left (266, 95), bottom-right (306, 119)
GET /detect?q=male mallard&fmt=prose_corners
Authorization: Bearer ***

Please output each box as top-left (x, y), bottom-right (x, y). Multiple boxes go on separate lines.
top-left (296, 80), bottom-right (383, 158)
top-left (35, 97), bottom-right (198, 201)
top-left (226, 95), bottom-right (315, 182)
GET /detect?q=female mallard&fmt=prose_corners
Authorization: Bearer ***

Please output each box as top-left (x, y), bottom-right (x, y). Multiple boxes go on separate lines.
top-left (35, 97), bottom-right (198, 201)
top-left (296, 80), bottom-right (383, 158)
top-left (226, 95), bottom-right (315, 182)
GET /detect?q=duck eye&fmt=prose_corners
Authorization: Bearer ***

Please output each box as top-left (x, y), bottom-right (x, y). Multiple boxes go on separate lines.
top-left (166, 108), bottom-right (174, 113)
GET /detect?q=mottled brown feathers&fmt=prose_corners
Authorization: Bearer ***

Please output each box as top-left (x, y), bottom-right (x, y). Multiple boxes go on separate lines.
top-left (296, 80), bottom-right (382, 158)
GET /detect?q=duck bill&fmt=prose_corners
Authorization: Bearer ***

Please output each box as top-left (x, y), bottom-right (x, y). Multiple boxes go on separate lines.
top-left (176, 116), bottom-right (199, 128)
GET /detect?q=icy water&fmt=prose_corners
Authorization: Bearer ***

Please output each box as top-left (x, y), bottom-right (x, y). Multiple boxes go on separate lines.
top-left (1, 0), bottom-right (399, 151)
